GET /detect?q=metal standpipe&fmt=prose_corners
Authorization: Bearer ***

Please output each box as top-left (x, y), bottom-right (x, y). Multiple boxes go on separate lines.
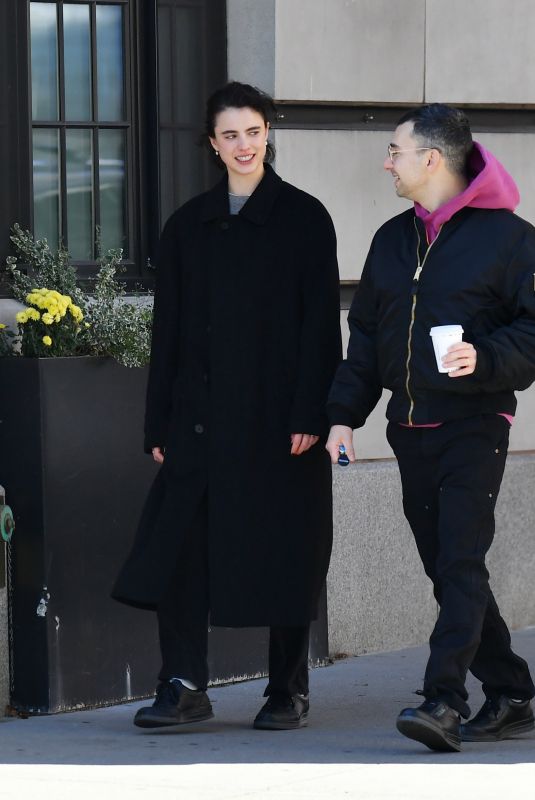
top-left (0, 485), bottom-right (14, 716)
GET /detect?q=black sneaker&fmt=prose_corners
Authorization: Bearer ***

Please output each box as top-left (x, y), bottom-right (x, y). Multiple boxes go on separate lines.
top-left (461, 696), bottom-right (534, 742)
top-left (253, 693), bottom-right (309, 730)
top-left (396, 699), bottom-right (461, 752)
top-left (134, 680), bottom-right (214, 729)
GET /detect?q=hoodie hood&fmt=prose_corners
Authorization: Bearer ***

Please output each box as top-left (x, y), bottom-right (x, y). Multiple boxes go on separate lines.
top-left (414, 141), bottom-right (520, 242)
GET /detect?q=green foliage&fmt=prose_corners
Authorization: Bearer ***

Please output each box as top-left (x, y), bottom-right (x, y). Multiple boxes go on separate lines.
top-left (84, 248), bottom-right (153, 368)
top-left (1, 225), bottom-right (152, 368)
top-left (6, 224), bottom-right (84, 306)
top-left (0, 325), bottom-right (15, 357)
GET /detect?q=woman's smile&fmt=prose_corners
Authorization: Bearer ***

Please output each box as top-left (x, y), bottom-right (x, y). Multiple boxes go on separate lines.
top-left (210, 106), bottom-right (269, 193)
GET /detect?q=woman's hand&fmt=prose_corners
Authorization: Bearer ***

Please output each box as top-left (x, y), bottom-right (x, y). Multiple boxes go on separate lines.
top-left (152, 446), bottom-right (165, 464)
top-left (290, 433), bottom-right (319, 455)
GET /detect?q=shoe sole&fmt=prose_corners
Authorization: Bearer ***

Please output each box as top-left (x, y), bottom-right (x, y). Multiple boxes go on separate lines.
top-left (253, 712), bottom-right (309, 731)
top-left (134, 709), bottom-right (214, 729)
top-left (461, 718), bottom-right (535, 742)
top-left (396, 717), bottom-right (461, 752)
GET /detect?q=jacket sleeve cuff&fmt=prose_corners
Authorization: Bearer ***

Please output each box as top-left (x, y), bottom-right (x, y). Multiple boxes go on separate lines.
top-left (326, 405), bottom-right (357, 429)
top-left (472, 343), bottom-right (494, 383)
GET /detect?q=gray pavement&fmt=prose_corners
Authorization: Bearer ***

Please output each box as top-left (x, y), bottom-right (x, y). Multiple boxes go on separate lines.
top-left (1, 628), bottom-right (534, 799)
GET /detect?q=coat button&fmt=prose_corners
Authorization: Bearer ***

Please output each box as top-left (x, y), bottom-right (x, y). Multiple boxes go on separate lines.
top-left (194, 424), bottom-right (204, 434)
top-left (220, 221), bottom-right (229, 230)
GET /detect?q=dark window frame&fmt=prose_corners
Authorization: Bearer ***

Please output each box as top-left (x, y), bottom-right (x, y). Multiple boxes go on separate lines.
top-left (1, 0), bottom-right (226, 295)
top-left (150, 0), bottom-right (227, 242)
top-left (0, 0), bottom-right (33, 290)
top-left (2, 0), bottom-right (227, 294)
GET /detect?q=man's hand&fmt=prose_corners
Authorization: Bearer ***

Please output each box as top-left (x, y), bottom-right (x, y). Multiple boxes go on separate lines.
top-left (152, 446), bottom-right (165, 464)
top-left (443, 342), bottom-right (477, 377)
top-left (290, 433), bottom-right (319, 455)
top-left (325, 425), bottom-right (355, 465)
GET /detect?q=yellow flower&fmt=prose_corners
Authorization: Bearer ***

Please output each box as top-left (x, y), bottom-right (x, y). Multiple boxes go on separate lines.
top-left (16, 310), bottom-right (29, 324)
top-left (0, 323), bottom-right (6, 329)
top-left (28, 294), bottom-right (45, 309)
top-left (54, 314), bottom-right (61, 323)
top-left (69, 305), bottom-right (83, 322)
top-left (27, 308), bottom-right (40, 321)
top-left (42, 336), bottom-right (52, 346)
top-left (27, 289), bottom-right (43, 301)
top-left (42, 313), bottom-right (54, 325)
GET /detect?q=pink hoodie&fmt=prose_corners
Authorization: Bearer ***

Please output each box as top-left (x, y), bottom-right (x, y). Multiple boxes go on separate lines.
top-left (414, 141), bottom-right (519, 243)
top-left (407, 142), bottom-right (519, 427)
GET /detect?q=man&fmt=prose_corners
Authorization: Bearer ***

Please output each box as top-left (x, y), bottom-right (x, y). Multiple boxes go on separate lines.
top-left (326, 104), bottom-right (535, 752)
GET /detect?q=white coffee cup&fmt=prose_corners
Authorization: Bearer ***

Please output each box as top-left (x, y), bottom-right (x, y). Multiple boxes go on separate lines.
top-left (430, 325), bottom-right (464, 373)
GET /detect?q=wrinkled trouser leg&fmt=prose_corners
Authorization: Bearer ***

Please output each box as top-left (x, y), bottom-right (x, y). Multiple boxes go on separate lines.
top-left (387, 416), bottom-right (534, 719)
top-left (264, 625), bottom-right (310, 697)
top-left (157, 496), bottom-right (210, 689)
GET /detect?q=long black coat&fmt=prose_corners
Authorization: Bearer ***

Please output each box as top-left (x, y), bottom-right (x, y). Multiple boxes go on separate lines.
top-left (112, 165), bottom-right (342, 626)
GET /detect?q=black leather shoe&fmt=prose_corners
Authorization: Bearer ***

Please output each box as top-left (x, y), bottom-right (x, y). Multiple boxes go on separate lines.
top-left (134, 680), bottom-right (214, 728)
top-left (461, 696), bottom-right (534, 742)
top-left (253, 693), bottom-right (309, 730)
top-left (396, 699), bottom-right (461, 752)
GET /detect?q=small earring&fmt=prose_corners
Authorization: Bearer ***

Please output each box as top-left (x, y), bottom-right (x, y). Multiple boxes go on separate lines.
top-left (215, 150), bottom-right (219, 156)
top-left (265, 140), bottom-right (268, 145)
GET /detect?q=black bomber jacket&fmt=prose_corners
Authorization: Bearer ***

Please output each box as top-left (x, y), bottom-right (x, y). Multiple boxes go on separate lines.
top-left (328, 206), bottom-right (535, 428)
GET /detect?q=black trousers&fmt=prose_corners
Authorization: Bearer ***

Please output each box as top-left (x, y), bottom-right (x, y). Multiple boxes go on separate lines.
top-left (387, 414), bottom-right (534, 719)
top-left (156, 496), bottom-right (310, 696)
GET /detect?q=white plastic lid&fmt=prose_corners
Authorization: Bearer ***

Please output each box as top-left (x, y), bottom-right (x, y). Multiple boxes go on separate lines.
top-left (429, 325), bottom-right (464, 337)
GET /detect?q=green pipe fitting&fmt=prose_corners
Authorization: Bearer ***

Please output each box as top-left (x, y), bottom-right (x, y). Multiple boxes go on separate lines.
top-left (0, 485), bottom-right (15, 543)
top-left (1, 505), bottom-right (14, 543)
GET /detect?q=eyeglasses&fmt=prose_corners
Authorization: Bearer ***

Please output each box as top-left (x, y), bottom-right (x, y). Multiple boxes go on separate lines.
top-left (387, 145), bottom-right (439, 163)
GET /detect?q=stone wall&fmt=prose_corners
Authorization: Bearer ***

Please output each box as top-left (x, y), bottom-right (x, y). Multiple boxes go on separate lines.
top-left (328, 454), bottom-right (535, 656)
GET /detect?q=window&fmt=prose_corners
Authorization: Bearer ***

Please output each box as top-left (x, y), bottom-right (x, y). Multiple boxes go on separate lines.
top-left (30, 0), bottom-right (131, 268)
top-left (0, 0), bottom-right (226, 290)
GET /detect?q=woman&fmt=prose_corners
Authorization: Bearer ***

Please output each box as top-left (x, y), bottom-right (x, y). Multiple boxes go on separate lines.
top-left (113, 82), bottom-right (341, 730)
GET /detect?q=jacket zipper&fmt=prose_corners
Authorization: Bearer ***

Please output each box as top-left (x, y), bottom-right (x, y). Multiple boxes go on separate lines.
top-left (405, 219), bottom-right (443, 425)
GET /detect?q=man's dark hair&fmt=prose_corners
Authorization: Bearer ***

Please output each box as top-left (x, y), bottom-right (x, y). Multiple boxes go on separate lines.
top-left (203, 81), bottom-right (277, 167)
top-left (397, 104), bottom-right (473, 176)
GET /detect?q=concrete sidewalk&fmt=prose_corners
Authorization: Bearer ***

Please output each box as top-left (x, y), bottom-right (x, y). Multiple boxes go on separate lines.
top-left (1, 628), bottom-right (534, 799)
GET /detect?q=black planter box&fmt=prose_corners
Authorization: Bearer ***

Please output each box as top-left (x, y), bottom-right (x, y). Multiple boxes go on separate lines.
top-left (0, 357), bottom-right (328, 713)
